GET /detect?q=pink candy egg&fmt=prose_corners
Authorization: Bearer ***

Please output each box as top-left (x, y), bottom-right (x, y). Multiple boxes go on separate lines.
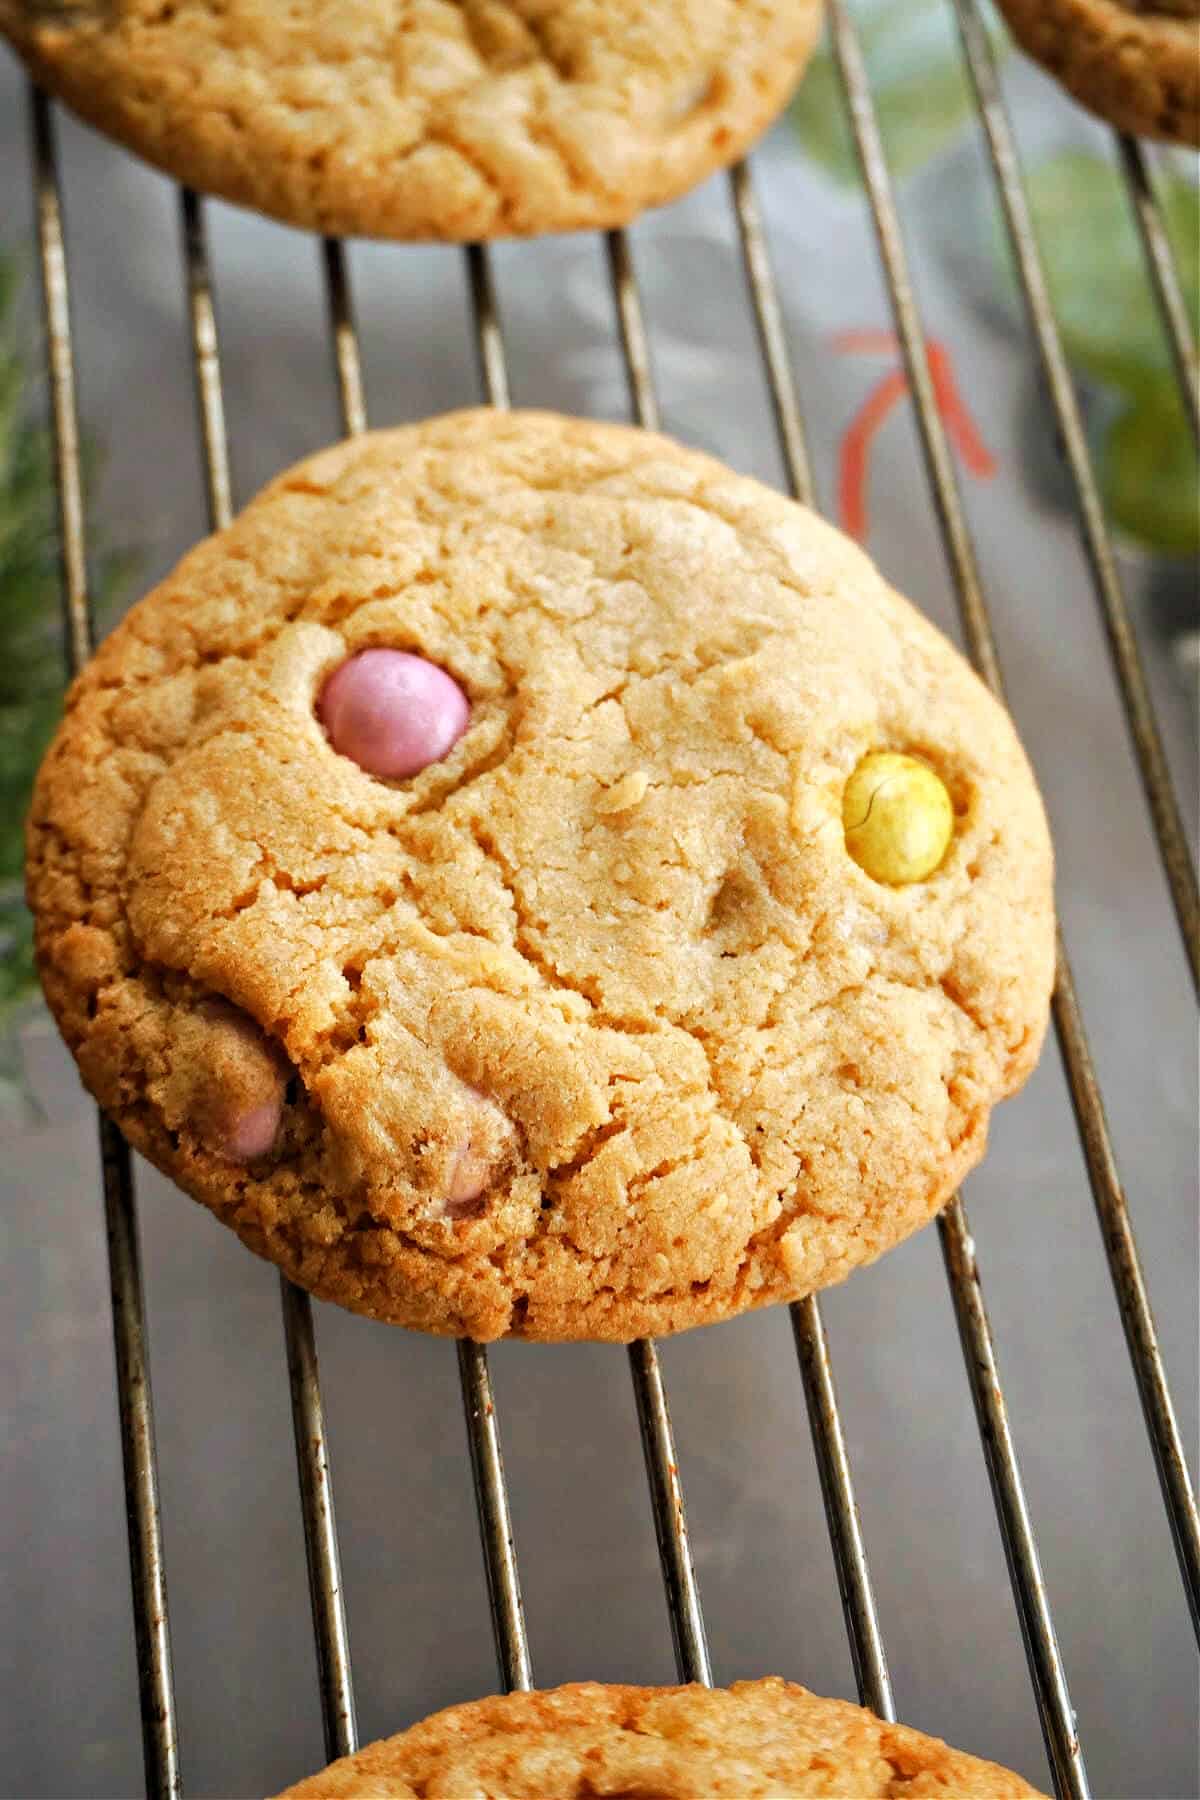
top-left (184, 1000), bottom-right (291, 1163)
top-left (319, 648), bottom-right (470, 779)
top-left (221, 1094), bottom-right (286, 1162)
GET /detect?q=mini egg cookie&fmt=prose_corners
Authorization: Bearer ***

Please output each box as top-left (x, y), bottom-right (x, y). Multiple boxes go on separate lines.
top-left (27, 409), bottom-right (1055, 1342)
top-left (272, 1677), bottom-right (1047, 1797)
top-left (995, 0), bottom-right (1199, 144)
top-left (0, 0), bottom-right (824, 240)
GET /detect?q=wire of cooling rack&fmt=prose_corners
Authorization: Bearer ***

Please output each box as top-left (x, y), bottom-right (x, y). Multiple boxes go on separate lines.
top-left (457, 1338), bottom-right (534, 1692)
top-left (945, 0), bottom-right (1200, 1627)
top-left (451, 247), bottom-right (541, 1698)
top-left (732, 112), bottom-right (1087, 1787)
top-left (726, 148), bottom-right (1094, 1784)
top-left (177, 186), bottom-right (361, 1769)
top-left (1116, 137), bottom-right (1200, 448)
top-left (612, 170), bottom-right (898, 1721)
top-left (281, 1282), bottom-right (359, 1760)
top-left (626, 1339), bottom-right (713, 1686)
top-left (949, 0), bottom-right (1200, 989)
top-left (28, 89), bottom-right (182, 1800)
top-left (323, 237), bottom-right (368, 441)
top-left (725, 143), bottom-right (1083, 1793)
top-left (320, 228), bottom-right (539, 1702)
top-left (728, 161), bottom-right (896, 1726)
top-left (24, 5), bottom-right (1198, 1793)
top-left (938, 1201), bottom-right (1086, 1791)
top-left (461, 230), bottom-right (714, 1691)
top-left (827, 0), bottom-right (1200, 1640)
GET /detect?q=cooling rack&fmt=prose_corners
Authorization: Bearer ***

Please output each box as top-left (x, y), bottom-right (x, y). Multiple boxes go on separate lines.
top-left (19, 3), bottom-right (1199, 1796)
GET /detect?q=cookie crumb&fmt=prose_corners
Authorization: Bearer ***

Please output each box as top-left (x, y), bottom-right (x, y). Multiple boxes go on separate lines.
top-left (597, 770), bottom-right (650, 815)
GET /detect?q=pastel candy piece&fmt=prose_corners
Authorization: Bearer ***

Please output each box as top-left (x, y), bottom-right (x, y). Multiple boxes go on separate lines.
top-left (224, 1096), bottom-right (286, 1162)
top-left (443, 1145), bottom-right (492, 1220)
top-left (184, 1000), bottom-right (290, 1162)
top-left (440, 1087), bottom-right (512, 1220)
top-left (319, 648), bottom-right (470, 779)
top-left (842, 750), bottom-right (954, 886)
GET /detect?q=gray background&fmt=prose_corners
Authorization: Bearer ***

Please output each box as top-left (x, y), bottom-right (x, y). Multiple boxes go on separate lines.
top-left (1, 32), bottom-right (1197, 1800)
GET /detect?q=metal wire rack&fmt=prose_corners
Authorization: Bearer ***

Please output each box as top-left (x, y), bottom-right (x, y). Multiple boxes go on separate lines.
top-left (22, 3), bottom-right (1199, 1795)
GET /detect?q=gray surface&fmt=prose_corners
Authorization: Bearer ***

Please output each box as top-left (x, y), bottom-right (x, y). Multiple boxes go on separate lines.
top-left (2, 42), bottom-right (1198, 1800)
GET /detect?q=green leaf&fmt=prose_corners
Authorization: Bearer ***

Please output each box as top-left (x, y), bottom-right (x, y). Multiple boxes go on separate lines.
top-left (789, 37), bottom-right (858, 186)
top-left (1016, 148), bottom-right (1199, 554)
top-left (1098, 388), bottom-right (1200, 558)
top-left (792, 0), bottom-right (1009, 186)
top-left (0, 889), bottom-right (36, 1013)
top-left (1022, 150), bottom-right (1200, 398)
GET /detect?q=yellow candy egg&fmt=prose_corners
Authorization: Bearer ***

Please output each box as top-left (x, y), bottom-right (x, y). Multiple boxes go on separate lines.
top-left (842, 751), bottom-right (954, 885)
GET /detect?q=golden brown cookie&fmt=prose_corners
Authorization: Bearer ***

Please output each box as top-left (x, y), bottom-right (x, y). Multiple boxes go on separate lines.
top-left (271, 1678), bottom-right (1047, 1797)
top-left (995, 0), bottom-right (1200, 144)
top-left (27, 409), bottom-right (1055, 1343)
top-left (0, 0), bottom-right (824, 240)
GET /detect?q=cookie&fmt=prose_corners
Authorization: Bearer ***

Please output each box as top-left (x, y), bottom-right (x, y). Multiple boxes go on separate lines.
top-left (995, 0), bottom-right (1200, 144)
top-left (27, 409), bottom-right (1055, 1343)
top-left (271, 1677), bottom-right (1047, 1797)
top-left (0, 0), bottom-right (823, 240)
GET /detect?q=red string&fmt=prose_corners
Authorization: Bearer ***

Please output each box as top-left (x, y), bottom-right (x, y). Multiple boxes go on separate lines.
top-left (926, 342), bottom-right (996, 479)
top-left (833, 331), bottom-right (996, 540)
top-left (837, 368), bottom-right (909, 543)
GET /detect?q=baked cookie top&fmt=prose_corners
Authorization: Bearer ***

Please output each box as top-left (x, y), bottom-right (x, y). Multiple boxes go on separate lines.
top-left (272, 1678), bottom-right (1046, 1797)
top-left (994, 0), bottom-right (1200, 144)
top-left (0, 0), bottom-right (823, 239)
top-left (27, 409), bottom-right (1054, 1343)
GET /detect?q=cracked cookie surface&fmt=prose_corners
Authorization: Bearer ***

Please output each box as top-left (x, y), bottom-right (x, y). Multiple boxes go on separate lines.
top-left (994, 0), bottom-right (1199, 143)
top-left (0, 0), bottom-right (823, 239)
top-left (272, 1677), bottom-right (1046, 1797)
top-left (27, 409), bottom-right (1055, 1342)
